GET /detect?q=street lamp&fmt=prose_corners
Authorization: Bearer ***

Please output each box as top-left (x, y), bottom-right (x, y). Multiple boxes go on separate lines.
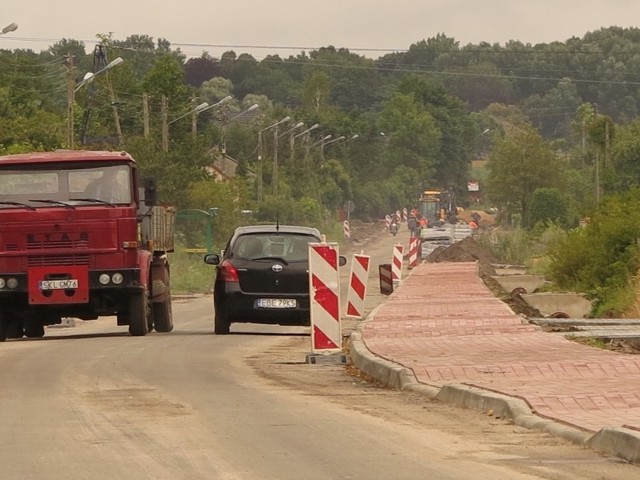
top-left (68, 56), bottom-right (124, 149)
top-left (1, 23), bottom-right (18, 35)
top-left (257, 115), bottom-right (290, 202)
top-left (291, 123), bottom-right (319, 164)
top-left (164, 96), bottom-right (232, 149)
top-left (168, 101), bottom-right (209, 125)
top-left (74, 57), bottom-right (124, 93)
top-left (278, 121), bottom-right (303, 166)
top-left (221, 103), bottom-right (259, 154)
top-left (310, 134), bottom-right (332, 149)
top-left (198, 95), bottom-right (232, 114)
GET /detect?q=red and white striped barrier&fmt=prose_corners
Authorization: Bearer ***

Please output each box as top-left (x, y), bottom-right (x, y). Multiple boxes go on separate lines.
top-left (346, 253), bottom-right (370, 318)
top-left (408, 237), bottom-right (420, 268)
top-left (308, 242), bottom-right (342, 353)
top-left (379, 264), bottom-right (393, 295)
top-left (343, 220), bottom-right (350, 239)
top-left (384, 214), bottom-right (392, 230)
top-left (392, 243), bottom-right (404, 284)
top-left (402, 207), bottom-right (408, 222)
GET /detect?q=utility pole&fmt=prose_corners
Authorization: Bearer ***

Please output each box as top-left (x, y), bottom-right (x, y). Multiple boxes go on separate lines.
top-left (273, 125), bottom-right (280, 196)
top-left (595, 152), bottom-right (600, 205)
top-left (142, 93), bottom-right (150, 138)
top-left (191, 95), bottom-right (198, 138)
top-left (257, 126), bottom-right (264, 202)
top-left (104, 71), bottom-right (123, 146)
top-left (161, 95), bottom-right (169, 152)
top-left (64, 52), bottom-right (75, 149)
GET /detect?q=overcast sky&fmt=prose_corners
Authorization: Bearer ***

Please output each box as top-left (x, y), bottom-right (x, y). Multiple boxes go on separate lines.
top-left (3, 1), bottom-right (639, 59)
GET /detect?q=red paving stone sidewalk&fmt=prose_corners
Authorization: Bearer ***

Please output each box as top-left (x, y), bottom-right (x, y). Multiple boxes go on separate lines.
top-left (360, 262), bottom-right (640, 433)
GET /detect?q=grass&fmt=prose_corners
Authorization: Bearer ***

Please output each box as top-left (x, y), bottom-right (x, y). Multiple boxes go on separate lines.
top-left (169, 251), bottom-right (214, 295)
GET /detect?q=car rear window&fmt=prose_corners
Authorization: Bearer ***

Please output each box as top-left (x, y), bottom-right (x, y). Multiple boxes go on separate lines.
top-left (234, 233), bottom-right (316, 261)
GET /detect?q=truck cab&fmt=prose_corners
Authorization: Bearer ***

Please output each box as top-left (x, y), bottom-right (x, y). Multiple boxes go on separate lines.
top-left (0, 150), bottom-right (174, 341)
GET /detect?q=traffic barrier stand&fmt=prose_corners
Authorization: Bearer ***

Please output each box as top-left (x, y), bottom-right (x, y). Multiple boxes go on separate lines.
top-left (343, 219), bottom-right (350, 239)
top-left (402, 207), bottom-right (408, 222)
top-left (408, 237), bottom-right (420, 269)
top-left (306, 240), bottom-right (346, 364)
top-left (384, 214), bottom-right (391, 231)
top-left (346, 252), bottom-right (370, 319)
top-left (379, 264), bottom-right (393, 295)
top-left (392, 243), bottom-right (404, 284)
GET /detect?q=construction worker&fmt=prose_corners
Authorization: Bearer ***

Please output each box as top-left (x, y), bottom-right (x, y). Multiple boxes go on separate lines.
top-left (407, 211), bottom-right (419, 238)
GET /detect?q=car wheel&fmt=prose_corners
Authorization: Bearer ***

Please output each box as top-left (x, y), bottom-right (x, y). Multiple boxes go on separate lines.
top-left (214, 305), bottom-right (231, 335)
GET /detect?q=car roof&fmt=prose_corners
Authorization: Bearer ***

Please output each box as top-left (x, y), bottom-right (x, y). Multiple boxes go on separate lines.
top-left (232, 225), bottom-right (322, 238)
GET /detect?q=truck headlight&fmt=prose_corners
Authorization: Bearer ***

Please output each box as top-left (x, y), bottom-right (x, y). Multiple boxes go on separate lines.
top-left (98, 273), bottom-right (111, 285)
top-left (0, 278), bottom-right (5, 289)
top-left (112, 273), bottom-right (124, 285)
top-left (6, 277), bottom-right (18, 289)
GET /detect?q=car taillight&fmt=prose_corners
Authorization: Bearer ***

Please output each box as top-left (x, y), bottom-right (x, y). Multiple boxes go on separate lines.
top-left (219, 260), bottom-right (240, 283)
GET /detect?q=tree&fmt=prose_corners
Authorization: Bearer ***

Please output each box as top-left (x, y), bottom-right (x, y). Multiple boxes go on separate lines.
top-left (610, 118), bottom-right (640, 191)
top-left (486, 124), bottom-right (566, 220)
top-left (184, 53), bottom-right (220, 87)
top-left (377, 90), bottom-right (441, 186)
top-left (523, 188), bottom-right (570, 229)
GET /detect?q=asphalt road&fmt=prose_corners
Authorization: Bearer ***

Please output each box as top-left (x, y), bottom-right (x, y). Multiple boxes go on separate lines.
top-left (0, 224), bottom-right (637, 479)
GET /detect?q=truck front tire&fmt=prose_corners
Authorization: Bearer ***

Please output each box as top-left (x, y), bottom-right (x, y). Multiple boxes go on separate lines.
top-left (128, 288), bottom-right (150, 336)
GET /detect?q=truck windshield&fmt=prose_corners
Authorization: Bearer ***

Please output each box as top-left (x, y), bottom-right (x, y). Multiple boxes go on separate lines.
top-left (0, 165), bottom-right (132, 208)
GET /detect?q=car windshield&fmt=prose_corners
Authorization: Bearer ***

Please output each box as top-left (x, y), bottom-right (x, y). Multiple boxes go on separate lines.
top-left (233, 233), bottom-right (316, 261)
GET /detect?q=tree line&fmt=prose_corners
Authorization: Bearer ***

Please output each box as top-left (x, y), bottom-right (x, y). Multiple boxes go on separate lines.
top-left (2, 26), bottom-right (640, 236)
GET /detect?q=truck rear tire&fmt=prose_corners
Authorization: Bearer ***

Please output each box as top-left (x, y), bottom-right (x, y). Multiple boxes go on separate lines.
top-left (128, 288), bottom-right (150, 336)
top-left (153, 297), bottom-right (173, 332)
top-left (152, 268), bottom-right (173, 333)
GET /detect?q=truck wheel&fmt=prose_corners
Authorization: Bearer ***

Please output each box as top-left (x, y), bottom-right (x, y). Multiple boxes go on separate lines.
top-left (153, 297), bottom-right (173, 333)
top-left (214, 306), bottom-right (231, 335)
top-left (152, 270), bottom-right (173, 333)
top-left (24, 318), bottom-right (45, 338)
top-left (0, 314), bottom-right (6, 342)
top-left (128, 288), bottom-right (150, 336)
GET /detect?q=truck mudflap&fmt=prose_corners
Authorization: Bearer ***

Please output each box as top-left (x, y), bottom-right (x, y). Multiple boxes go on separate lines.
top-left (28, 265), bottom-right (89, 305)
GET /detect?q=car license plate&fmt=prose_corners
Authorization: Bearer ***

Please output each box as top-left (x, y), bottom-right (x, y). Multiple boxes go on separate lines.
top-left (39, 279), bottom-right (79, 290)
top-left (256, 298), bottom-right (296, 309)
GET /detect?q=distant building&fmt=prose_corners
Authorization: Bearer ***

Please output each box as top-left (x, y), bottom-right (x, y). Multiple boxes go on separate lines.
top-left (206, 148), bottom-right (255, 181)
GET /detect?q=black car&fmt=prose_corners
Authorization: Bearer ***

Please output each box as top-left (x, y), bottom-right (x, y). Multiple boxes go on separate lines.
top-left (204, 225), bottom-right (339, 334)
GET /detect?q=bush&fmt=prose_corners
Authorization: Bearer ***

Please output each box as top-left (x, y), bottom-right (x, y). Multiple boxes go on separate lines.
top-left (545, 188), bottom-right (640, 315)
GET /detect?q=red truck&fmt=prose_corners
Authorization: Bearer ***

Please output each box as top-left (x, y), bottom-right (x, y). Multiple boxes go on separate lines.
top-left (0, 150), bottom-right (175, 340)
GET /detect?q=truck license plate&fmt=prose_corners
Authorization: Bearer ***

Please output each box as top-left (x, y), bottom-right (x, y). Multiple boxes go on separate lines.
top-left (256, 298), bottom-right (296, 308)
top-left (39, 279), bottom-right (79, 290)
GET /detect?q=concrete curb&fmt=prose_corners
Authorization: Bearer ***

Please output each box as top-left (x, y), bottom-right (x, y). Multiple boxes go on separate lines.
top-left (349, 322), bottom-right (640, 464)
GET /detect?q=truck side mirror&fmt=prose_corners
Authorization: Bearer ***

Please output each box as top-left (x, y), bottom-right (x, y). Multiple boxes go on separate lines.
top-left (143, 177), bottom-right (157, 206)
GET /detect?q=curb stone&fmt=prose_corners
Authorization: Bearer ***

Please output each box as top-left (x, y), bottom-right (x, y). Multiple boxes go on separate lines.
top-left (349, 322), bottom-right (640, 465)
